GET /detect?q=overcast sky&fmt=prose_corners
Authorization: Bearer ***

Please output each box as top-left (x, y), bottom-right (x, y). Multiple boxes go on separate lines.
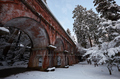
top-left (47, 0), bottom-right (120, 35)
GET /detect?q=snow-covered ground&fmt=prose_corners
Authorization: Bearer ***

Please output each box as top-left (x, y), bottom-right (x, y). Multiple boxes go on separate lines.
top-left (1, 61), bottom-right (120, 79)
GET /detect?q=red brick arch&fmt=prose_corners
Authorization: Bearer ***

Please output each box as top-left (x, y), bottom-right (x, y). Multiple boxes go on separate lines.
top-left (54, 38), bottom-right (66, 67)
top-left (54, 38), bottom-right (64, 53)
top-left (3, 17), bottom-right (51, 69)
top-left (0, 0), bottom-right (79, 70)
top-left (4, 17), bottom-right (50, 48)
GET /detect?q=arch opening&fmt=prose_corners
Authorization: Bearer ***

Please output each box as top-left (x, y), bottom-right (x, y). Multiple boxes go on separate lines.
top-left (0, 26), bottom-right (33, 67)
top-left (54, 38), bottom-right (65, 67)
top-left (54, 38), bottom-right (64, 53)
top-left (0, 17), bottom-right (50, 70)
top-left (3, 17), bottom-right (49, 48)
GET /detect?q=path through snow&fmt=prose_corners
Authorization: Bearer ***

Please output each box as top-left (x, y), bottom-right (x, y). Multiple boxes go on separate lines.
top-left (1, 61), bottom-right (120, 79)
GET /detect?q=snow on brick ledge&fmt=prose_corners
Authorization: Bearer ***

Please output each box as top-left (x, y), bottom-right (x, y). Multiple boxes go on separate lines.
top-left (65, 65), bottom-right (69, 68)
top-left (64, 50), bottom-right (68, 53)
top-left (46, 67), bottom-right (55, 71)
top-left (0, 27), bottom-right (9, 32)
top-left (47, 45), bottom-right (56, 50)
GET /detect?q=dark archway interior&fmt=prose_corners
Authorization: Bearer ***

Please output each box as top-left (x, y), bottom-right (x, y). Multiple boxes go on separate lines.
top-left (0, 17), bottom-right (50, 68)
top-left (0, 26), bottom-right (34, 78)
top-left (0, 27), bottom-right (32, 67)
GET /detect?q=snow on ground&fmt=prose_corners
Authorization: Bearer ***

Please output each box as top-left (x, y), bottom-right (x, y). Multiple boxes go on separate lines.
top-left (1, 61), bottom-right (120, 79)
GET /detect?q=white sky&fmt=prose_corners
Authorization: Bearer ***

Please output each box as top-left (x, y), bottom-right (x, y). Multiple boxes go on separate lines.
top-left (47, 0), bottom-right (120, 36)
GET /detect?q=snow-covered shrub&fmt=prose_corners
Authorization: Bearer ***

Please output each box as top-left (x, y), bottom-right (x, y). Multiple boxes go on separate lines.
top-left (83, 36), bottom-right (120, 75)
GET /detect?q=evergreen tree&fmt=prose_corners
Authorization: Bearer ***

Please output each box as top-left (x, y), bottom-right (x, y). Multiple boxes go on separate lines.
top-left (72, 5), bottom-right (101, 48)
top-left (66, 28), bottom-right (71, 36)
top-left (93, 0), bottom-right (120, 21)
top-left (83, 19), bottom-right (120, 75)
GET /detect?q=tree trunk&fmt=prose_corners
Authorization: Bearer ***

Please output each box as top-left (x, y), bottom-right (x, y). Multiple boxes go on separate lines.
top-left (107, 65), bottom-right (112, 75)
top-left (88, 34), bottom-right (92, 47)
top-left (93, 32), bottom-right (99, 44)
top-left (117, 65), bottom-right (120, 72)
top-left (15, 31), bottom-right (22, 49)
top-left (3, 29), bottom-right (19, 56)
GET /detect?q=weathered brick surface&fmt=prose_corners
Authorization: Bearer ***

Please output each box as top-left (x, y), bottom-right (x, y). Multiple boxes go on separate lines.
top-left (0, 0), bottom-right (79, 70)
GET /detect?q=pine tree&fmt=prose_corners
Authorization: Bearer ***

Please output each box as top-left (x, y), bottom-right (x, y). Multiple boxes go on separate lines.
top-left (66, 28), bottom-right (71, 36)
top-left (93, 0), bottom-right (120, 21)
top-left (84, 20), bottom-right (120, 75)
top-left (72, 5), bottom-right (101, 48)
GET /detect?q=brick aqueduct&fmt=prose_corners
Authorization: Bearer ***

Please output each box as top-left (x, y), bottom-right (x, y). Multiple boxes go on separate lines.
top-left (0, 0), bottom-right (80, 70)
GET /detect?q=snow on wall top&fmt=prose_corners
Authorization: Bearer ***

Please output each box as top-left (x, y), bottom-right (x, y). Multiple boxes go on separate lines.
top-left (41, 0), bottom-right (76, 45)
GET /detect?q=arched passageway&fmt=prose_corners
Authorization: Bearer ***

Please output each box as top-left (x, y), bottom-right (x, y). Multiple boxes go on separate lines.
top-left (54, 38), bottom-right (65, 67)
top-left (1, 17), bottom-right (50, 70)
top-left (0, 27), bottom-right (32, 67)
